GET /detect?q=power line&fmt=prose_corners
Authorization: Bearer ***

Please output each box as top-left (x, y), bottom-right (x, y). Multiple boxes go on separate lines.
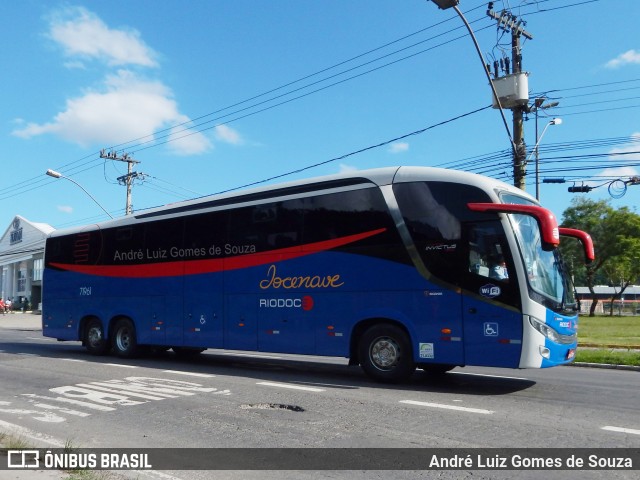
top-left (1, 12), bottom-right (494, 205)
top-left (109, 8), bottom-right (492, 154)
top-left (126, 22), bottom-right (496, 155)
top-left (208, 106), bottom-right (492, 196)
top-left (0, 0), bottom-right (622, 218)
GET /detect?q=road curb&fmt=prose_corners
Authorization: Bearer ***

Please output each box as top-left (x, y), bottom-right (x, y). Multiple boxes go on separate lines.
top-left (569, 362), bottom-right (640, 372)
top-left (580, 343), bottom-right (640, 350)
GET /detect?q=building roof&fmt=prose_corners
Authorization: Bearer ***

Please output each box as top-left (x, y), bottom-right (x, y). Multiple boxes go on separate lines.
top-left (0, 215), bottom-right (54, 266)
top-left (576, 286), bottom-right (640, 296)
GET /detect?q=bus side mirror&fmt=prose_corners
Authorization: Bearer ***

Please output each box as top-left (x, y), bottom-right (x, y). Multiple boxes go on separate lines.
top-left (559, 227), bottom-right (595, 263)
top-left (467, 202), bottom-right (560, 251)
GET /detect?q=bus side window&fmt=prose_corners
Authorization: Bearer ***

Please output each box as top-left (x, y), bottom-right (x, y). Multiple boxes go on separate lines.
top-left (393, 182), bottom-right (461, 241)
top-left (228, 201), bottom-right (304, 251)
top-left (267, 199), bottom-right (304, 249)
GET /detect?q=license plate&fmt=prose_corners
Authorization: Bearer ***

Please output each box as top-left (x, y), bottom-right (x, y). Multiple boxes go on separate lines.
top-left (566, 349), bottom-right (576, 360)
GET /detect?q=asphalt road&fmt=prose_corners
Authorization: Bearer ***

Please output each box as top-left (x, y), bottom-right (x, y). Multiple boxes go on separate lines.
top-left (1, 314), bottom-right (639, 480)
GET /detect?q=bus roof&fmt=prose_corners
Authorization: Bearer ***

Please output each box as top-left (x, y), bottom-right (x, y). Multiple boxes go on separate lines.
top-left (48, 166), bottom-right (536, 237)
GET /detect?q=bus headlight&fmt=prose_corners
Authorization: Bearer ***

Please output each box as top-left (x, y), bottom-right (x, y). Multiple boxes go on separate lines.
top-left (529, 316), bottom-right (577, 345)
top-left (529, 316), bottom-right (559, 343)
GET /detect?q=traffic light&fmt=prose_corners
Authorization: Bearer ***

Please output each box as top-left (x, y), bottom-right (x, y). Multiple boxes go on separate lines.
top-left (568, 185), bottom-right (593, 193)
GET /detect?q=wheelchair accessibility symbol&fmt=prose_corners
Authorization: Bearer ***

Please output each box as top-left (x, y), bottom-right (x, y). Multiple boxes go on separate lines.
top-left (484, 322), bottom-right (499, 337)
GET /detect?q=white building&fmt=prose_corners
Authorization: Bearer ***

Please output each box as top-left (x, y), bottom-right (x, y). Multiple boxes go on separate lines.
top-left (0, 216), bottom-right (54, 311)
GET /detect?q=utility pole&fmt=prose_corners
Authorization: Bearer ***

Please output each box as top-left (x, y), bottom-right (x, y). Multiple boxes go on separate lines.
top-left (100, 149), bottom-right (144, 215)
top-left (487, 6), bottom-right (533, 190)
top-left (530, 98), bottom-right (560, 200)
top-left (511, 30), bottom-right (526, 190)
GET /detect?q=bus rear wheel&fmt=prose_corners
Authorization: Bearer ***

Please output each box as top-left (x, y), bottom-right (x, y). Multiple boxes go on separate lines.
top-left (112, 318), bottom-right (138, 358)
top-left (84, 318), bottom-right (109, 355)
top-left (358, 324), bottom-right (415, 383)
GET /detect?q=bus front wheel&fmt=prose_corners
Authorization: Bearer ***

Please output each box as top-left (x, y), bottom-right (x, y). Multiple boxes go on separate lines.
top-left (83, 318), bottom-right (109, 355)
top-left (358, 324), bottom-right (415, 383)
top-left (112, 318), bottom-right (138, 358)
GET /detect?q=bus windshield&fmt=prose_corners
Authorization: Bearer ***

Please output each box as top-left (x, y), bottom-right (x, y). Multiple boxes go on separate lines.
top-left (501, 193), bottom-right (576, 312)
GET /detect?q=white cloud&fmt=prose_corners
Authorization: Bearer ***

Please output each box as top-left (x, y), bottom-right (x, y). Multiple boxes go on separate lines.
top-left (595, 133), bottom-right (640, 181)
top-left (388, 142), bottom-right (409, 154)
top-left (600, 166), bottom-right (638, 178)
top-left (338, 163), bottom-right (358, 173)
top-left (57, 205), bottom-right (73, 214)
top-left (48, 6), bottom-right (158, 68)
top-left (605, 49), bottom-right (640, 69)
top-left (12, 70), bottom-right (212, 154)
top-left (214, 124), bottom-right (243, 145)
top-left (13, 8), bottom-right (225, 156)
top-left (167, 118), bottom-right (215, 156)
top-left (609, 133), bottom-right (640, 162)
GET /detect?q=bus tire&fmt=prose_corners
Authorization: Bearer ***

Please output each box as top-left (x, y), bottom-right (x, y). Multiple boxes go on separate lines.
top-left (112, 318), bottom-right (138, 358)
top-left (83, 318), bottom-right (109, 356)
top-left (358, 324), bottom-right (415, 383)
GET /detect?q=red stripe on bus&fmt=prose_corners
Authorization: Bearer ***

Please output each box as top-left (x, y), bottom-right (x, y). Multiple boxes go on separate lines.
top-left (50, 228), bottom-right (386, 278)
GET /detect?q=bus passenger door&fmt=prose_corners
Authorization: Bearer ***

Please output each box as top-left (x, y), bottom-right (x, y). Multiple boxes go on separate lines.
top-left (461, 223), bottom-right (523, 368)
top-left (462, 294), bottom-right (522, 368)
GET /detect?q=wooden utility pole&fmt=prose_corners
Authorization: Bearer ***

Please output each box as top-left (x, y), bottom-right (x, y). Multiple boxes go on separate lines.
top-left (511, 32), bottom-right (527, 190)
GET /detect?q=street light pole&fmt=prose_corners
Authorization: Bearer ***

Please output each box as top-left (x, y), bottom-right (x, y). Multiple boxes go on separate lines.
top-left (45, 169), bottom-right (114, 219)
top-left (525, 118), bottom-right (562, 201)
top-left (429, 0), bottom-right (516, 155)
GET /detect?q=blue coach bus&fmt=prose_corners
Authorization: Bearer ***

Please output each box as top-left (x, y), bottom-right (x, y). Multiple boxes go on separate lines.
top-left (42, 167), bottom-right (593, 382)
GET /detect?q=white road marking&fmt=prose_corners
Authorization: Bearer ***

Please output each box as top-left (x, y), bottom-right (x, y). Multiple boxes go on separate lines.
top-left (0, 418), bottom-right (65, 446)
top-left (602, 426), bottom-right (640, 435)
top-left (257, 381), bottom-right (325, 392)
top-left (28, 402), bottom-right (91, 417)
top-left (21, 393), bottom-right (116, 411)
top-left (400, 400), bottom-right (494, 415)
top-left (162, 370), bottom-right (215, 378)
top-left (62, 358), bottom-right (87, 362)
top-left (104, 363), bottom-right (138, 368)
top-left (135, 470), bottom-right (185, 480)
top-left (293, 381), bottom-right (359, 389)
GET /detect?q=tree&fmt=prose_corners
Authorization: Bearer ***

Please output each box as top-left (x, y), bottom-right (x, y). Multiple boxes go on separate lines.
top-left (600, 235), bottom-right (640, 315)
top-left (561, 198), bottom-right (640, 316)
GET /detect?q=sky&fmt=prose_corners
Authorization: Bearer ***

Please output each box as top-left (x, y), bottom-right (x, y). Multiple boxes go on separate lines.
top-left (1, 0), bottom-right (639, 234)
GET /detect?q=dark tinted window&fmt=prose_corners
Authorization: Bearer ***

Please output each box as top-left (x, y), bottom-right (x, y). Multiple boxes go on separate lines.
top-left (303, 187), bottom-right (407, 262)
top-left (394, 181), bottom-right (519, 307)
top-left (47, 186), bottom-right (410, 268)
top-left (227, 200), bottom-right (304, 251)
top-left (45, 229), bottom-right (103, 266)
top-left (184, 210), bottom-right (228, 252)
